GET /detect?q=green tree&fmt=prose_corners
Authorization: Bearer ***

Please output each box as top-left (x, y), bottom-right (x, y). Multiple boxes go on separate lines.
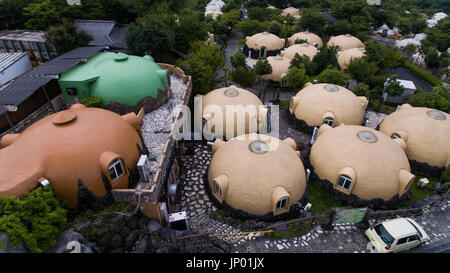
top-left (235, 20), bottom-right (265, 36)
top-left (189, 40), bottom-right (224, 70)
top-left (230, 51), bottom-right (247, 69)
top-left (346, 57), bottom-right (378, 84)
top-left (285, 65), bottom-right (308, 88)
top-left (23, 0), bottom-right (59, 30)
top-left (311, 45), bottom-right (339, 75)
top-left (254, 58), bottom-right (273, 100)
top-left (231, 67), bottom-right (256, 88)
top-left (424, 48), bottom-right (441, 69)
top-left (316, 65), bottom-right (349, 86)
top-left (405, 91), bottom-right (449, 112)
top-left (401, 43), bottom-right (418, 61)
top-left (384, 76), bottom-right (405, 102)
top-left (298, 8), bottom-right (326, 34)
top-left (126, 15), bottom-right (174, 60)
top-left (173, 10), bottom-right (210, 53)
top-left (178, 54), bottom-right (214, 95)
top-left (353, 83), bottom-right (371, 100)
top-left (44, 20), bottom-right (93, 54)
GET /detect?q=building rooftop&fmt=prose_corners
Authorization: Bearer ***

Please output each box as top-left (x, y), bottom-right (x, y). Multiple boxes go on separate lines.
top-left (0, 52), bottom-right (28, 72)
top-left (0, 29), bottom-right (46, 42)
top-left (73, 20), bottom-right (129, 50)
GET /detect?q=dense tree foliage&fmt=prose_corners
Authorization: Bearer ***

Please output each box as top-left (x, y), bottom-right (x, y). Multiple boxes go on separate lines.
top-left (44, 19), bottom-right (93, 54)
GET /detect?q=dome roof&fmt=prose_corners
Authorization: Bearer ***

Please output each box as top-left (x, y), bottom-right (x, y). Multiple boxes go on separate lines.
top-left (337, 47), bottom-right (366, 70)
top-left (209, 134), bottom-right (306, 216)
top-left (289, 83), bottom-right (368, 127)
top-left (245, 32), bottom-right (285, 51)
top-left (263, 55), bottom-right (291, 83)
top-left (0, 104), bottom-right (142, 208)
top-left (281, 43), bottom-right (318, 60)
top-left (328, 34), bottom-right (364, 51)
top-left (282, 7), bottom-right (301, 18)
top-left (311, 125), bottom-right (414, 201)
top-left (379, 104), bottom-right (450, 168)
top-left (287, 31), bottom-right (323, 47)
top-left (59, 52), bottom-right (170, 107)
top-left (196, 85), bottom-right (268, 139)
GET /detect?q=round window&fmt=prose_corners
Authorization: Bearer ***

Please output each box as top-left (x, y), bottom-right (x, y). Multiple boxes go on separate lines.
top-left (357, 130), bottom-right (378, 143)
top-left (426, 110), bottom-right (446, 120)
top-left (249, 140), bottom-right (269, 154)
top-left (324, 84), bottom-right (339, 92)
top-left (224, 88), bottom-right (239, 97)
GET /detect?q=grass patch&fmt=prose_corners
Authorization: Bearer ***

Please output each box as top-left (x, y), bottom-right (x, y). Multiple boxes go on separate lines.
top-left (238, 38), bottom-right (245, 48)
top-left (400, 176), bottom-right (438, 207)
top-left (267, 220), bottom-right (313, 239)
top-left (307, 181), bottom-right (344, 214)
top-left (277, 100), bottom-right (290, 110)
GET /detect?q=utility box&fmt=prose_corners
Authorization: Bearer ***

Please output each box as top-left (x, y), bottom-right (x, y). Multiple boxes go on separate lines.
top-left (168, 211), bottom-right (188, 231)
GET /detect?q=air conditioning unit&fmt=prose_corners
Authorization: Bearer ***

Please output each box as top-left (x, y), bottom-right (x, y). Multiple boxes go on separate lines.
top-left (169, 211), bottom-right (188, 231)
top-left (137, 155), bottom-right (151, 182)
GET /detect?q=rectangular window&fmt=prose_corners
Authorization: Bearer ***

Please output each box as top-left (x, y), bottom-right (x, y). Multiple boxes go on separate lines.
top-left (276, 197), bottom-right (288, 210)
top-left (337, 175), bottom-right (352, 190)
top-left (215, 182), bottom-right (222, 197)
top-left (108, 159), bottom-right (125, 183)
top-left (397, 237), bottom-right (408, 245)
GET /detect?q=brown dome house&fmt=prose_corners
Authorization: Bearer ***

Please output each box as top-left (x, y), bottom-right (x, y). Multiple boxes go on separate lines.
top-left (288, 83), bottom-right (368, 134)
top-left (287, 31), bottom-right (323, 48)
top-left (263, 55), bottom-right (291, 85)
top-left (196, 85), bottom-right (268, 140)
top-left (243, 32), bottom-right (285, 59)
top-left (281, 43), bottom-right (318, 61)
top-left (337, 47), bottom-right (366, 70)
top-left (379, 104), bottom-right (450, 177)
top-left (328, 34), bottom-right (364, 52)
top-left (207, 134), bottom-right (307, 220)
top-left (0, 104), bottom-right (144, 208)
top-left (309, 124), bottom-right (415, 209)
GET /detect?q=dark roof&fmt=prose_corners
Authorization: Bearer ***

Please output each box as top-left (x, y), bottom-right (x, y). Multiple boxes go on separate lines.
top-left (74, 20), bottom-right (129, 50)
top-left (0, 105), bottom-right (6, 115)
top-left (0, 76), bottom-right (53, 106)
top-left (24, 58), bottom-right (80, 76)
top-left (57, 46), bottom-right (106, 59)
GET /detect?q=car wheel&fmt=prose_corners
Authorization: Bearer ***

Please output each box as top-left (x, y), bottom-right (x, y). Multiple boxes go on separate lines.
top-left (366, 242), bottom-right (377, 253)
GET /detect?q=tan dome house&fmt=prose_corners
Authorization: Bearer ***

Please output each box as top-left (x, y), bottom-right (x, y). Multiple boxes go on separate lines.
top-left (379, 104), bottom-right (450, 177)
top-left (310, 124), bottom-right (415, 209)
top-left (288, 83), bottom-right (368, 134)
top-left (281, 43), bottom-right (318, 60)
top-left (0, 104), bottom-right (143, 208)
top-left (328, 34), bottom-right (364, 52)
top-left (207, 134), bottom-right (307, 219)
top-left (196, 85), bottom-right (268, 140)
top-left (282, 7), bottom-right (301, 19)
top-left (244, 32), bottom-right (285, 59)
top-left (263, 55), bottom-right (291, 84)
top-left (337, 47), bottom-right (366, 70)
top-left (287, 31), bottom-right (323, 48)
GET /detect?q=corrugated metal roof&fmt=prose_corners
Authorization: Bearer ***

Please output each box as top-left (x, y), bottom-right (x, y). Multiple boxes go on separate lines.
top-left (0, 76), bottom-right (53, 106)
top-left (57, 46), bottom-right (106, 59)
top-left (0, 52), bottom-right (27, 72)
top-left (73, 20), bottom-right (128, 50)
top-left (24, 58), bottom-right (80, 76)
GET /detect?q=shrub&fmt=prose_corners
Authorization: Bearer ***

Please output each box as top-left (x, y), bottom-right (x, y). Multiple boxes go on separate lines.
top-left (81, 96), bottom-right (104, 108)
top-left (441, 167), bottom-right (450, 182)
top-left (0, 187), bottom-right (68, 253)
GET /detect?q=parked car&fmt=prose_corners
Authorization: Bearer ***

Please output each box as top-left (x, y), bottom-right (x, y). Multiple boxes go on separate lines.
top-left (365, 217), bottom-right (430, 253)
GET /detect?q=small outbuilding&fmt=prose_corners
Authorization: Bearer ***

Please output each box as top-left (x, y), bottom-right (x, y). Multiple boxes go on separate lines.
top-left (58, 52), bottom-right (170, 115)
top-left (382, 79), bottom-right (417, 104)
top-left (262, 55), bottom-right (291, 84)
top-left (281, 43), bottom-right (318, 61)
top-left (337, 47), bottom-right (366, 70)
top-left (287, 31), bottom-right (323, 48)
top-left (310, 124), bottom-right (415, 209)
top-left (0, 103), bottom-right (144, 208)
top-left (288, 83), bottom-right (368, 134)
top-left (207, 134), bottom-right (307, 219)
top-left (378, 104), bottom-right (450, 177)
top-left (244, 32), bottom-right (285, 59)
top-left (196, 85), bottom-right (268, 139)
top-left (328, 34), bottom-right (364, 52)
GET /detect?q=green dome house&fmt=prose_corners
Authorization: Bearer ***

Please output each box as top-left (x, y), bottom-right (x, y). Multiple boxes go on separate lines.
top-left (58, 52), bottom-right (170, 114)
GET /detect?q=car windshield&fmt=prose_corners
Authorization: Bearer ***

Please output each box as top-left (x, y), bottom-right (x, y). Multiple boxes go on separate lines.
top-left (374, 223), bottom-right (395, 245)
top-left (407, 219), bottom-right (423, 239)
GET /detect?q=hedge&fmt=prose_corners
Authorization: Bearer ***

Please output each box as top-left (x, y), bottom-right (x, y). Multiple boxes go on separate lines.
top-left (403, 60), bottom-right (443, 87)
